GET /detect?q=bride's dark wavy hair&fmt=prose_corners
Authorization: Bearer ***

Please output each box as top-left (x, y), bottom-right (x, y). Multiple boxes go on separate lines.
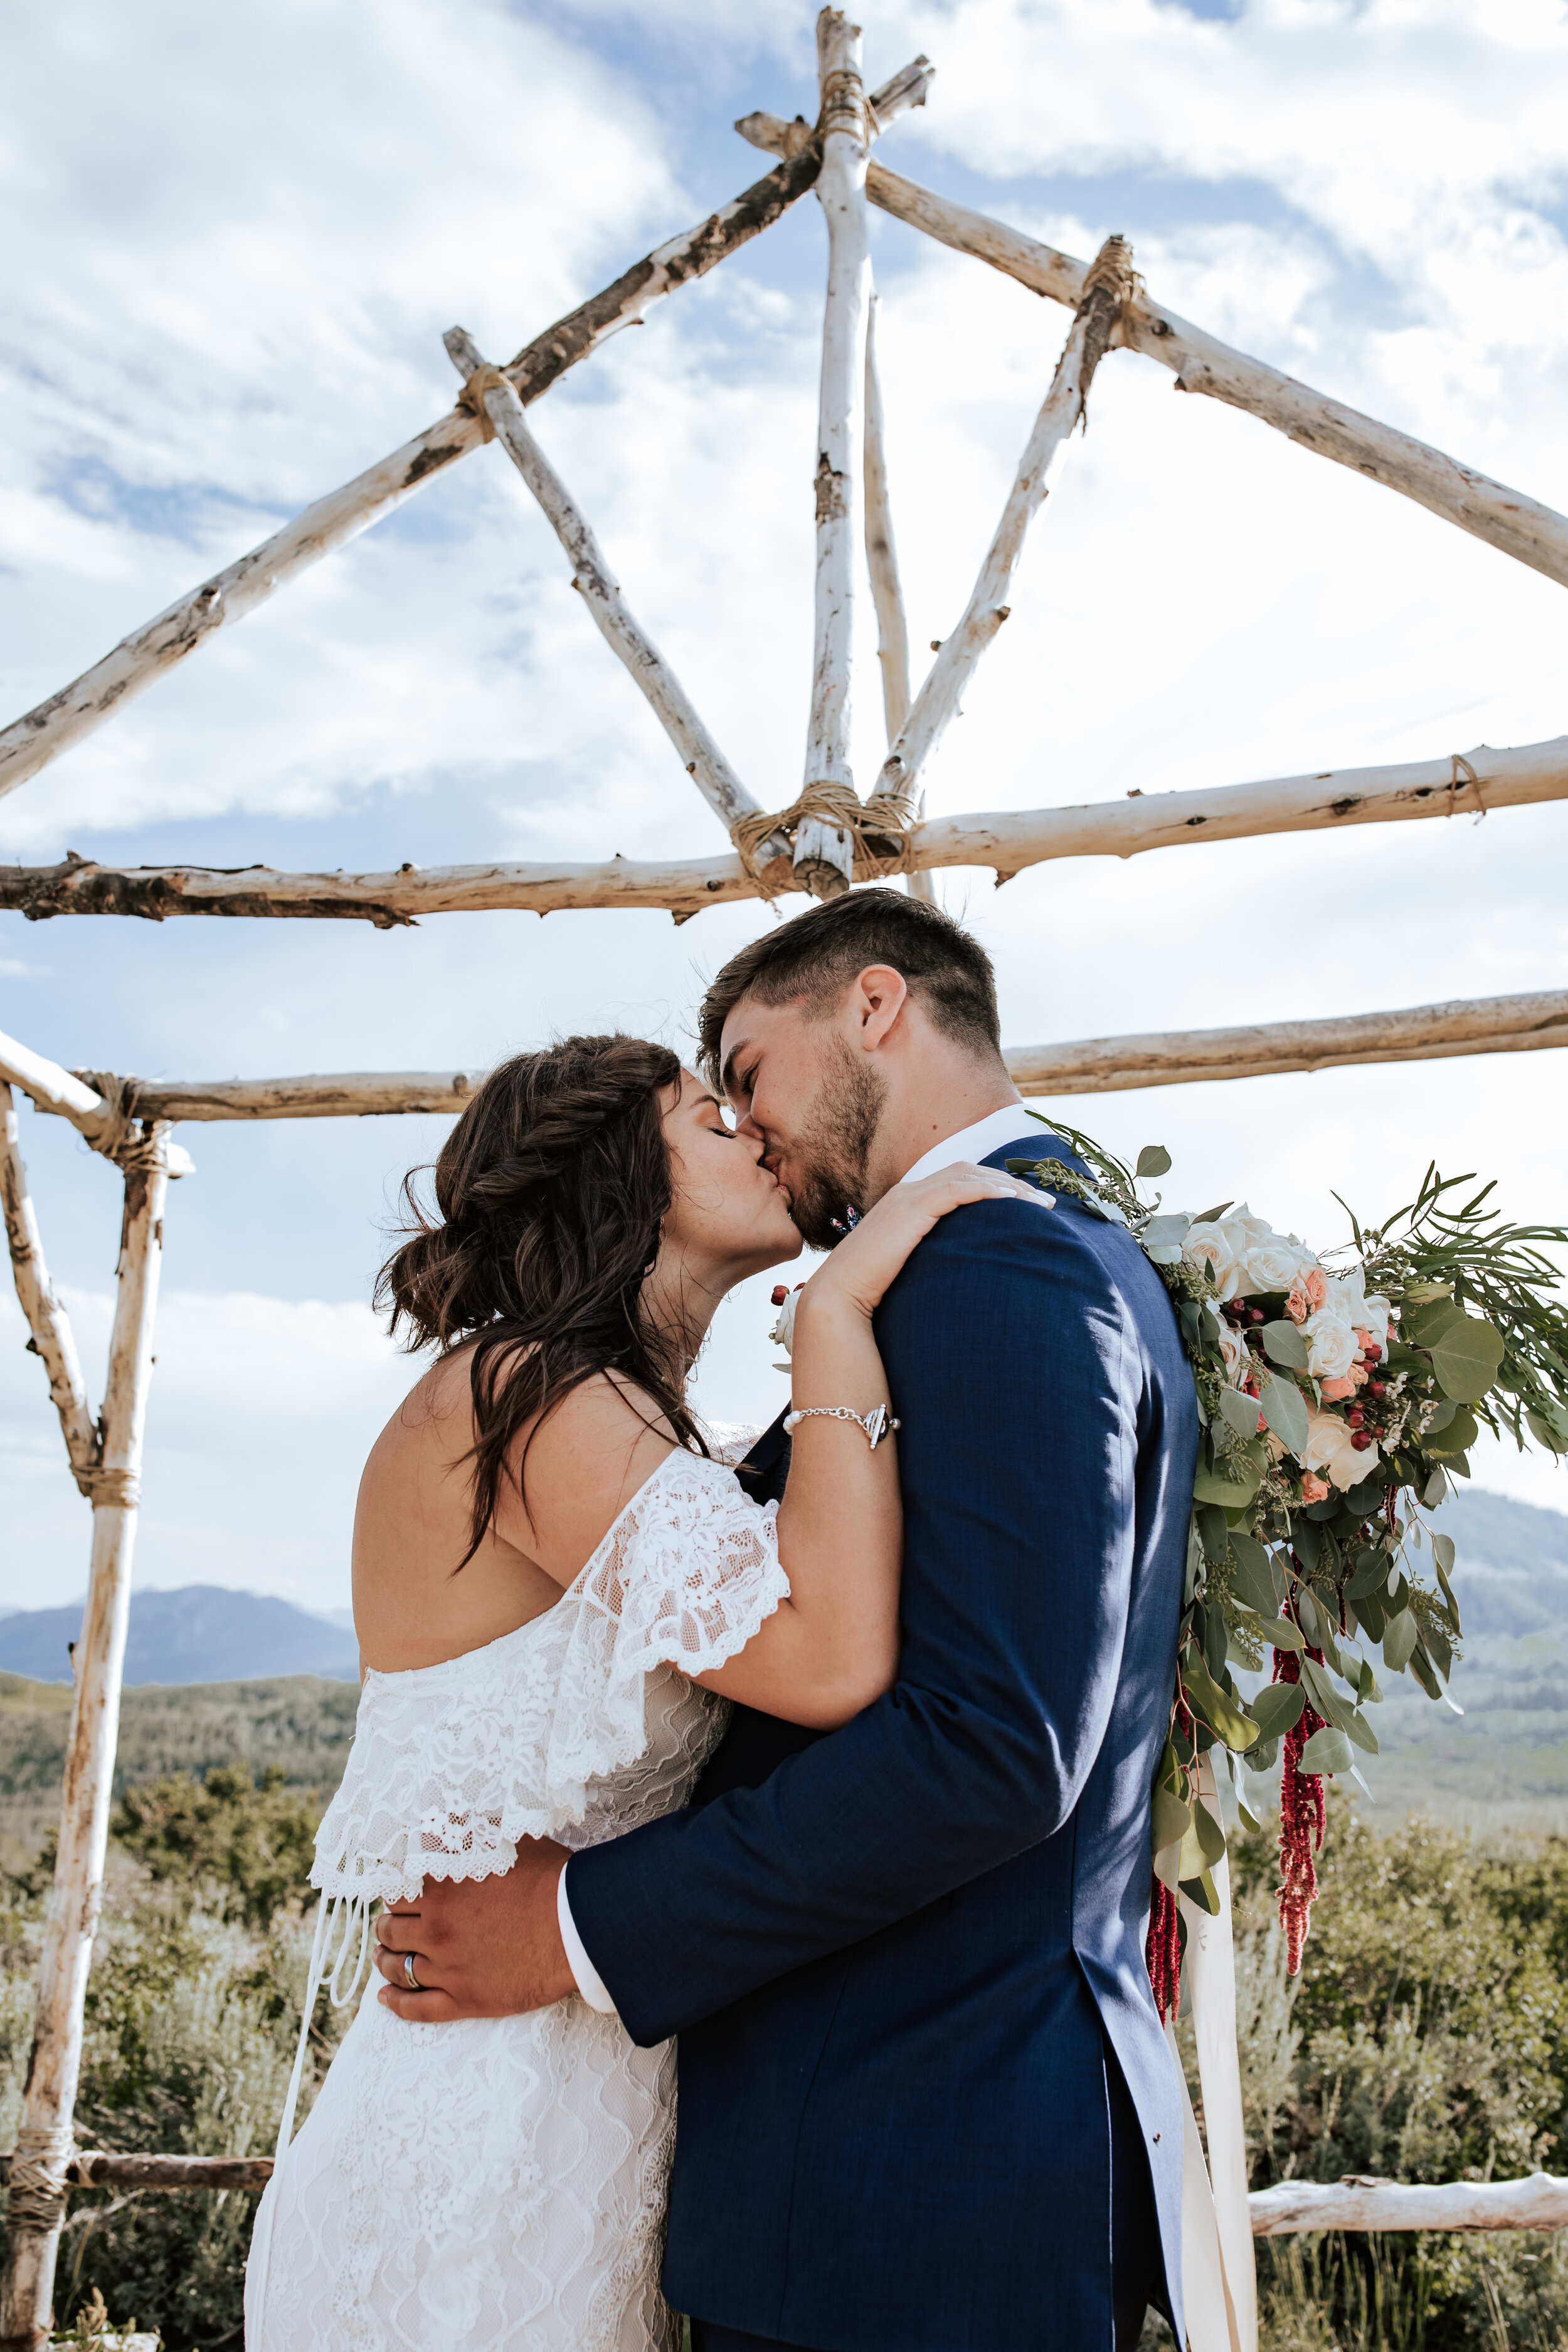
top-left (376, 1034), bottom-right (707, 1565)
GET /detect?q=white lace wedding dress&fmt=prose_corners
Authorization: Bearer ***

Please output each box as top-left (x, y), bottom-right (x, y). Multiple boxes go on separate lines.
top-left (244, 1446), bottom-right (786, 2352)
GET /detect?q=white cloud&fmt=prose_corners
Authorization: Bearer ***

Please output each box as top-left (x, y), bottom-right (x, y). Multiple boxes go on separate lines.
top-left (1, 1286), bottom-right (413, 1614)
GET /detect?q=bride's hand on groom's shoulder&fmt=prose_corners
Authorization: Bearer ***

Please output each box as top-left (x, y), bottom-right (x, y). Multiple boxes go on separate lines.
top-left (800, 1162), bottom-right (1045, 1325)
top-left (372, 1836), bottom-right (578, 2021)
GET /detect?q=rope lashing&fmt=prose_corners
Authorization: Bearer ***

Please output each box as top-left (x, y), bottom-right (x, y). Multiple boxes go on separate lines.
top-left (6, 2121), bottom-right (75, 2235)
top-left (71, 1069), bottom-right (142, 1165)
top-left (83, 1466), bottom-right (140, 1510)
top-left (456, 364), bottom-right (511, 444)
top-left (818, 66), bottom-right (869, 146)
top-left (1074, 233), bottom-right (1143, 376)
top-left (729, 780), bottom-right (920, 894)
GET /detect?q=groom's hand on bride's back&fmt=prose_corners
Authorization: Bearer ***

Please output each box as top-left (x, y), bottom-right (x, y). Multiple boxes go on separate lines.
top-left (373, 1836), bottom-right (578, 2020)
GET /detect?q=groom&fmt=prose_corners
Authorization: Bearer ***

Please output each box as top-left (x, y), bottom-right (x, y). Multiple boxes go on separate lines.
top-left (374, 887), bottom-right (1198, 2350)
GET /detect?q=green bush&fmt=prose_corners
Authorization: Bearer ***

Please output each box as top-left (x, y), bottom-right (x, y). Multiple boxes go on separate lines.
top-left (1, 1772), bottom-right (345, 2351)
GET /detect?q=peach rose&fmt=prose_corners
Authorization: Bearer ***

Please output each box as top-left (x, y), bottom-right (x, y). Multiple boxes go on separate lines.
top-left (1301, 1471), bottom-right (1330, 1504)
top-left (1320, 1375), bottom-right (1355, 1401)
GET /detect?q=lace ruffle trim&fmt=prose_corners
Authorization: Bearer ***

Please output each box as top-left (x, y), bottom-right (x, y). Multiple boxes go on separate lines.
top-left (311, 1449), bottom-right (786, 1904)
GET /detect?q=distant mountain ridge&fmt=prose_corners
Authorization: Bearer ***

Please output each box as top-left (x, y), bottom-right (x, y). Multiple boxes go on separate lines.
top-left (0, 1586), bottom-right (359, 1687)
top-left (1, 1488), bottom-right (1564, 1690)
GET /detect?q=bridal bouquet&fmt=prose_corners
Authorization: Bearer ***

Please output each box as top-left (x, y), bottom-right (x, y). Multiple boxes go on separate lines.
top-left (1007, 1122), bottom-right (1568, 2015)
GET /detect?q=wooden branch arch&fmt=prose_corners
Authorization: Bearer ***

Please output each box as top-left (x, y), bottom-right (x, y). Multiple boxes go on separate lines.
top-left (3, 14), bottom-right (1566, 2328)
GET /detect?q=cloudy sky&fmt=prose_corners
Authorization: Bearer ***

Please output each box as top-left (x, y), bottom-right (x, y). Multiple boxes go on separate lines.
top-left (3, 0), bottom-right (1566, 1618)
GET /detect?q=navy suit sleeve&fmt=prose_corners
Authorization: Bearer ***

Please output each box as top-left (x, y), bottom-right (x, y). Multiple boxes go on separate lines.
top-left (566, 1201), bottom-right (1145, 2046)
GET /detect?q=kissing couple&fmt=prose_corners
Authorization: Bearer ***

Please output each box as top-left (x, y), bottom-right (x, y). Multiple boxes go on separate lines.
top-left (245, 886), bottom-right (1199, 2352)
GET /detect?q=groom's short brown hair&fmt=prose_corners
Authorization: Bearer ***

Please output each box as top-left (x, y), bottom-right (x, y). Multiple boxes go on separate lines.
top-left (697, 887), bottom-right (1003, 1086)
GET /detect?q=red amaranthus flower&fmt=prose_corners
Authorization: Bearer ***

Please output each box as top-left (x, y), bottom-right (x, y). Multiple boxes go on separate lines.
top-left (1273, 1633), bottom-right (1327, 1973)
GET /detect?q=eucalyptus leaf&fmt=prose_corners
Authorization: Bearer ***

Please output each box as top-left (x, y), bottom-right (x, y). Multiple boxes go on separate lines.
top-left (1301, 1657), bottom-right (1355, 1731)
top-left (1404, 1297), bottom-right (1464, 1349)
top-left (1422, 1467), bottom-right (1449, 1507)
top-left (1194, 1464), bottom-right (1260, 1510)
top-left (1198, 1505), bottom-right (1230, 1568)
top-left (1136, 1145), bottom-right (1173, 1179)
top-left (1292, 1520), bottom-right (1323, 1575)
top-left (1152, 1784), bottom-right (1191, 1857)
top-left (1293, 1586), bottom-right (1324, 1645)
top-left (1260, 1372), bottom-right (1311, 1454)
top-left (1248, 1680), bottom-right (1306, 1742)
top-left (1343, 1708), bottom-right (1380, 1756)
top-left (1229, 1533), bottom-right (1282, 1616)
top-left (1217, 1385), bottom-right (1265, 1441)
top-left (1182, 1648), bottom-right (1259, 1752)
top-left (1431, 1532), bottom-right (1456, 1576)
top-left (1258, 1616), bottom-right (1305, 1652)
top-left (1347, 1549), bottom-right (1389, 1601)
top-left (1260, 1319), bottom-right (1310, 1370)
top-left (1343, 1476), bottom-right (1387, 1518)
top-left (1180, 1870), bottom-right (1222, 1919)
top-left (1408, 1647), bottom-right (1442, 1700)
top-left (1357, 1656), bottom-right (1382, 1703)
top-left (1194, 1798), bottom-right (1226, 1867)
top-left (1428, 1315), bottom-right (1507, 1404)
top-left (1298, 1725), bottom-right (1355, 1776)
top-left (1383, 1609), bottom-right (1419, 1671)
top-left (1428, 1405), bottom-right (1479, 1457)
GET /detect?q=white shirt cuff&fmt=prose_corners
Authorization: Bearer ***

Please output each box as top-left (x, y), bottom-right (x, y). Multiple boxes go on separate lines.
top-left (557, 1863), bottom-right (617, 2015)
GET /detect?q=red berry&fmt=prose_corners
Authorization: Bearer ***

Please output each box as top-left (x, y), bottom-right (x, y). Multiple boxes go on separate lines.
top-left (1369, 1381), bottom-right (1386, 1401)
top-left (770, 1286), bottom-right (788, 1305)
top-left (1347, 1406), bottom-right (1364, 1426)
top-left (1362, 1342), bottom-right (1381, 1362)
top-left (1249, 1308), bottom-right (1265, 1324)
top-left (1351, 1430), bottom-right (1374, 1451)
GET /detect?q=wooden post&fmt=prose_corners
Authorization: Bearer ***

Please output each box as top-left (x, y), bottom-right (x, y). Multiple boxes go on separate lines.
top-left (0, 1087), bottom-right (97, 1490)
top-left (796, 9), bottom-right (873, 899)
top-left (443, 328), bottom-right (790, 873)
top-left (862, 288), bottom-right (933, 901)
top-left (0, 1125), bottom-right (173, 2352)
top-left (871, 236), bottom-right (1135, 823)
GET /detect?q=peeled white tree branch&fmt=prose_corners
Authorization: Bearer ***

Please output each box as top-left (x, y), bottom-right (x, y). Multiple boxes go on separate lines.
top-left (0, 146), bottom-right (837, 808)
top-left (1249, 2172), bottom-right (1568, 2237)
top-left (871, 238), bottom-right (1135, 818)
top-left (1, 1084), bottom-right (98, 1490)
top-left (13, 987), bottom-right (1558, 1134)
top-left (0, 1128), bottom-right (172, 2348)
top-left (4, 732), bottom-right (1563, 921)
top-left (443, 327), bottom-right (786, 863)
top-left (794, 8), bottom-right (874, 899)
top-left (863, 287), bottom-right (933, 904)
top-left (0, 1027), bottom-right (122, 1150)
top-left (738, 113), bottom-right (1568, 593)
top-left (863, 290), bottom-right (912, 745)
top-left (1004, 988), bottom-right (1568, 1098)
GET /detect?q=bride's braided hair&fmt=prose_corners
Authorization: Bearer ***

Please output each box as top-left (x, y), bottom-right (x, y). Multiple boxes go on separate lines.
top-left (377, 1034), bottom-right (707, 1564)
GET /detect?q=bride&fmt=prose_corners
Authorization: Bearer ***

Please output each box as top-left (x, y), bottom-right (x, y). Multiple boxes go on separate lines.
top-left (244, 1030), bottom-right (1028, 2351)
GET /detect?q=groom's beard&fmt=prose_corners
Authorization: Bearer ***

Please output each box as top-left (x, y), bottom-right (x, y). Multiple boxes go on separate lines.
top-left (785, 1038), bottom-right (887, 1251)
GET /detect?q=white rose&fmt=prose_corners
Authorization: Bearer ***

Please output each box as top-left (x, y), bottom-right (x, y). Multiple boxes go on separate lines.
top-left (1304, 1296), bottom-right (1359, 1380)
top-left (1185, 1205), bottom-right (1313, 1301)
top-left (1217, 1322), bottom-right (1253, 1389)
top-left (769, 1287), bottom-right (801, 1355)
top-left (1239, 1234), bottom-right (1314, 1294)
top-left (1301, 1406), bottom-right (1378, 1490)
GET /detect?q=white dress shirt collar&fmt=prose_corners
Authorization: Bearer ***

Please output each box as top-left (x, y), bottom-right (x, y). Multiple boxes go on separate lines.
top-left (898, 1103), bottom-right (1048, 1189)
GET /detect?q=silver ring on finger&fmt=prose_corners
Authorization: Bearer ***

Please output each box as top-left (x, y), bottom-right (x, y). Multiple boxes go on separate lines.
top-left (403, 1951), bottom-right (423, 1992)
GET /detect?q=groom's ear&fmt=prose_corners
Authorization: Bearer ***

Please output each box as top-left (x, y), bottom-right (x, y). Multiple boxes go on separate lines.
top-left (851, 964), bottom-right (909, 1051)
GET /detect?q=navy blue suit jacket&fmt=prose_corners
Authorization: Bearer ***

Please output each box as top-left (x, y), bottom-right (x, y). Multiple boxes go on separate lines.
top-left (568, 1133), bottom-right (1199, 2349)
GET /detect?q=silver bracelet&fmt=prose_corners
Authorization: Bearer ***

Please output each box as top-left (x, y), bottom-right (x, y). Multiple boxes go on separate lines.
top-left (783, 1404), bottom-right (900, 1449)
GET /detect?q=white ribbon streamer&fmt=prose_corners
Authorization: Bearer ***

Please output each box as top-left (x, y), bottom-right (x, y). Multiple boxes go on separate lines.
top-left (1173, 1755), bottom-right (1258, 2352)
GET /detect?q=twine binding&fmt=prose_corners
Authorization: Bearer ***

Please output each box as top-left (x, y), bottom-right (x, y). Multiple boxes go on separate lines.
top-left (6, 2121), bottom-right (75, 2235)
top-left (729, 780), bottom-right (919, 895)
top-left (457, 364), bottom-right (511, 444)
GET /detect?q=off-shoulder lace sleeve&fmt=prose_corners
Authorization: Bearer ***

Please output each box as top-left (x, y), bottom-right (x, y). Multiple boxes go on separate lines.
top-left (310, 1449), bottom-right (788, 1904)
